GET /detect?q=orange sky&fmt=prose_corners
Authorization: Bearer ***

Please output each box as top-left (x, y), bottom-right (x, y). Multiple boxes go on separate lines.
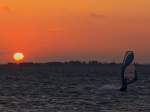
top-left (0, 0), bottom-right (150, 63)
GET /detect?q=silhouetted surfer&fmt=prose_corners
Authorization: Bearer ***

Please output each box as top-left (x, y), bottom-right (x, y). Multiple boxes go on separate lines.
top-left (120, 51), bottom-right (138, 91)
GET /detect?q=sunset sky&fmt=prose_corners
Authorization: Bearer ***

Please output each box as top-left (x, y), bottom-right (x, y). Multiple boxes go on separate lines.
top-left (0, 0), bottom-right (150, 63)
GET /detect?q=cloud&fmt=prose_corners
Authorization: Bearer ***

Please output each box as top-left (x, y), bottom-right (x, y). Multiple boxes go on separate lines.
top-left (90, 13), bottom-right (107, 19)
top-left (90, 13), bottom-right (148, 24)
top-left (0, 5), bottom-right (11, 13)
top-left (0, 51), bottom-right (10, 56)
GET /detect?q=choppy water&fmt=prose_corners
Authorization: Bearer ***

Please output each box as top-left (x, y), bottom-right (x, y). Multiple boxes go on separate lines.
top-left (0, 64), bottom-right (149, 112)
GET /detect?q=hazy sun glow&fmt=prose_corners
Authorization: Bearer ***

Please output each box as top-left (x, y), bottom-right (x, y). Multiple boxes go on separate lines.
top-left (0, 0), bottom-right (150, 63)
top-left (13, 52), bottom-right (24, 62)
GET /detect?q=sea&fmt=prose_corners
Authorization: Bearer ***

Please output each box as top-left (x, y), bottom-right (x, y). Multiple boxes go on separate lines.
top-left (0, 64), bottom-right (149, 112)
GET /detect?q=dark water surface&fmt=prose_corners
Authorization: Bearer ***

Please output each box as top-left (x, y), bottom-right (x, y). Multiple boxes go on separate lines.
top-left (0, 64), bottom-right (149, 112)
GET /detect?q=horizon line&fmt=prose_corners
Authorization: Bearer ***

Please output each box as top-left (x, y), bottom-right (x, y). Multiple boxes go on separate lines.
top-left (0, 61), bottom-right (148, 65)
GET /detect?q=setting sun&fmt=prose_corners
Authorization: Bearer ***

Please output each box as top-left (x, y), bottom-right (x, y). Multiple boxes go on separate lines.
top-left (13, 52), bottom-right (25, 62)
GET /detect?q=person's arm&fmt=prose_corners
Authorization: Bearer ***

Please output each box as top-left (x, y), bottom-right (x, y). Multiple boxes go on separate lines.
top-left (127, 70), bottom-right (138, 84)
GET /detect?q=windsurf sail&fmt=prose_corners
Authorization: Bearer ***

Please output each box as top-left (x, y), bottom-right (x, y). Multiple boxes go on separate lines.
top-left (120, 51), bottom-right (138, 91)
